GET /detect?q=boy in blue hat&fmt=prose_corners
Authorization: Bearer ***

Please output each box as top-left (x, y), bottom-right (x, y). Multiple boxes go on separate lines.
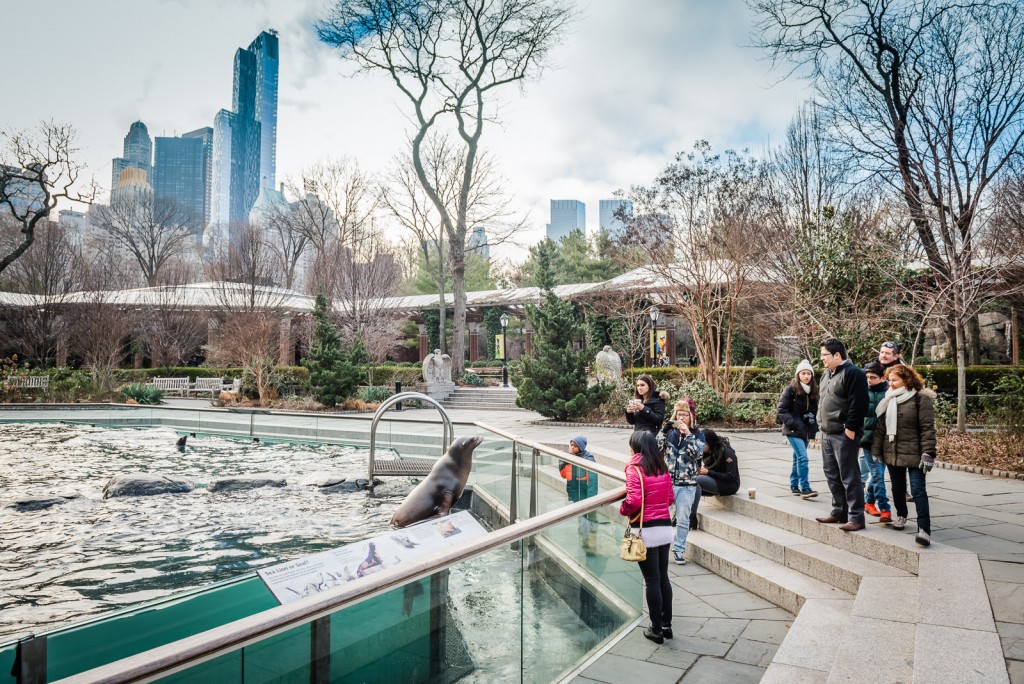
top-left (560, 435), bottom-right (599, 550)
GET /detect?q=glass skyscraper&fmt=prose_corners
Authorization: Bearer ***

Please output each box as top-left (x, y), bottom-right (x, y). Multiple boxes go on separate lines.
top-left (182, 127), bottom-right (213, 225)
top-left (111, 121), bottom-right (153, 190)
top-left (547, 199), bottom-right (585, 242)
top-left (153, 136), bottom-right (206, 232)
top-left (599, 199), bottom-right (632, 239)
top-left (209, 30), bottom-right (278, 245)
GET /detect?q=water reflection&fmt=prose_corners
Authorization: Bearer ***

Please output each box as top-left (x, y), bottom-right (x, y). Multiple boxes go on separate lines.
top-left (0, 423), bottom-right (405, 640)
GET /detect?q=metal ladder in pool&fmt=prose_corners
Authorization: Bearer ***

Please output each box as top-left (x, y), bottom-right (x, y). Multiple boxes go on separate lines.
top-left (367, 392), bottom-right (453, 480)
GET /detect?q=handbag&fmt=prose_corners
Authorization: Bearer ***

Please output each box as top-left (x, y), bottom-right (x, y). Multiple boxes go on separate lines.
top-left (620, 466), bottom-right (647, 562)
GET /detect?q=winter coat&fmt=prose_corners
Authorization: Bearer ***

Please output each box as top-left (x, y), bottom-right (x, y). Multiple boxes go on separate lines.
top-left (817, 360), bottom-right (869, 435)
top-left (619, 452), bottom-right (674, 525)
top-left (860, 381), bottom-right (889, 447)
top-left (776, 384), bottom-right (819, 440)
top-left (625, 393), bottom-right (666, 434)
top-left (660, 423), bottom-right (704, 487)
top-left (558, 435), bottom-right (599, 502)
top-left (702, 439), bottom-right (741, 496)
top-left (872, 389), bottom-right (937, 469)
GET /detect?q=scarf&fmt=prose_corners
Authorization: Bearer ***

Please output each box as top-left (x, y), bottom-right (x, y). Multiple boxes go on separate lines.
top-left (799, 382), bottom-right (811, 395)
top-left (876, 387), bottom-right (917, 442)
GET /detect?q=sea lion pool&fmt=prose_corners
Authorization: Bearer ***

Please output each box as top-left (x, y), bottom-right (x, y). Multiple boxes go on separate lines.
top-left (0, 422), bottom-right (407, 641)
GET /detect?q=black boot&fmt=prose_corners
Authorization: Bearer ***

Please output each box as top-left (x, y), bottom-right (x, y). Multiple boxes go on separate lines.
top-left (643, 627), bottom-right (664, 644)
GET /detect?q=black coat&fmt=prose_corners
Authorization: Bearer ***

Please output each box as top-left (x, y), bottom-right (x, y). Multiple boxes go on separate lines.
top-left (702, 441), bottom-right (741, 496)
top-left (776, 384), bottom-right (819, 440)
top-left (625, 394), bottom-right (665, 434)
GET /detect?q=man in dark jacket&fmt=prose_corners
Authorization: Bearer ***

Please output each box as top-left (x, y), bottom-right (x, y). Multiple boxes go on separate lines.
top-left (860, 361), bottom-right (891, 522)
top-left (816, 338), bottom-right (870, 531)
top-left (878, 341), bottom-right (905, 370)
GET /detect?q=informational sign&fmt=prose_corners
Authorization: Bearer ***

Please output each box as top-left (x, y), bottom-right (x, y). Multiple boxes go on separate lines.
top-left (494, 334), bottom-right (505, 360)
top-left (650, 329), bottom-right (668, 361)
top-left (257, 510), bottom-right (488, 605)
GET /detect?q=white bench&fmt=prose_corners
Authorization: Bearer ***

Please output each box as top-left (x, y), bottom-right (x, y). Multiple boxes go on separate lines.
top-left (147, 377), bottom-right (191, 396)
top-left (188, 377), bottom-right (226, 397)
top-left (5, 375), bottom-right (49, 390)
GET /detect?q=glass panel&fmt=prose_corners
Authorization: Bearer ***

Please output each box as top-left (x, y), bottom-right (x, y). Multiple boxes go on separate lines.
top-left (468, 437), bottom-right (514, 523)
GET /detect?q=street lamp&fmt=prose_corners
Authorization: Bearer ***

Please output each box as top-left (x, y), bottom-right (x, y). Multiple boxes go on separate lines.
top-left (648, 305), bottom-right (660, 366)
top-left (499, 312), bottom-right (510, 388)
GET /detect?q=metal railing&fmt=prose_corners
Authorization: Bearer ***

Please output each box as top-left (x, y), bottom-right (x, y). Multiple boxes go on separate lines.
top-left (367, 392), bottom-right (454, 481)
top-left (55, 486), bottom-right (627, 684)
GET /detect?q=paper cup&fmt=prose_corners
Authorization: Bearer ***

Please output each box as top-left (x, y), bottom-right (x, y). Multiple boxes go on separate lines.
top-left (747, 487), bottom-right (756, 499)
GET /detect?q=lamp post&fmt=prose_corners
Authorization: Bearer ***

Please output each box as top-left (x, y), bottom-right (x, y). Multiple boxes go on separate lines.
top-left (648, 305), bottom-right (660, 366)
top-left (499, 312), bottom-right (510, 388)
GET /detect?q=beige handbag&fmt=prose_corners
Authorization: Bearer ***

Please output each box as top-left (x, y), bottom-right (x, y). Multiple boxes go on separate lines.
top-left (620, 466), bottom-right (648, 562)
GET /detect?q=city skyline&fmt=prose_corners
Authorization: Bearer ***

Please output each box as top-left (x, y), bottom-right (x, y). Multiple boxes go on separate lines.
top-left (2, 0), bottom-right (810, 260)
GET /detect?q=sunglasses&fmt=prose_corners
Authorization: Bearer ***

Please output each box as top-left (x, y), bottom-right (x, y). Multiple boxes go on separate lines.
top-left (881, 342), bottom-right (899, 351)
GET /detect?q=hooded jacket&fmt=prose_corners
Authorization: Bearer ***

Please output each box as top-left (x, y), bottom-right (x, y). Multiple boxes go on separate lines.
top-left (860, 380), bottom-right (889, 447)
top-left (625, 391), bottom-right (666, 434)
top-left (558, 435), bottom-right (599, 502)
top-left (871, 389), bottom-right (937, 468)
top-left (619, 452), bottom-right (674, 525)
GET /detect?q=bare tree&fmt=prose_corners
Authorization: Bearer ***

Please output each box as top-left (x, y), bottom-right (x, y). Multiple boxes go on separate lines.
top-left (751, 0), bottom-right (1024, 428)
top-left (317, 0), bottom-right (574, 374)
top-left (0, 122), bottom-right (94, 275)
top-left (584, 288), bottom-right (652, 373)
top-left (141, 264), bottom-right (208, 367)
top-left (0, 217), bottom-right (76, 364)
top-left (90, 195), bottom-right (198, 287)
top-left (259, 201), bottom-right (310, 290)
top-left (624, 141), bottom-right (774, 403)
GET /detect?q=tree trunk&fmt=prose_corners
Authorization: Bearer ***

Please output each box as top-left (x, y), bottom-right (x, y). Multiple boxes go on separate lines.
top-left (966, 313), bottom-right (982, 365)
top-left (955, 316), bottom-right (967, 432)
top-left (450, 246), bottom-right (467, 377)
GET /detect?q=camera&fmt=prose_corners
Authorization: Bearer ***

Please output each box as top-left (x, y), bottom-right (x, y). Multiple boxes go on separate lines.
top-left (803, 412), bottom-right (817, 425)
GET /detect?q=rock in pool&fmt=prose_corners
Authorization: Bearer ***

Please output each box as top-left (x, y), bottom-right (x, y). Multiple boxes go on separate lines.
top-left (206, 474), bottom-right (287, 493)
top-left (103, 473), bottom-right (195, 499)
top-left (6, 495), bottom-right (78, 512)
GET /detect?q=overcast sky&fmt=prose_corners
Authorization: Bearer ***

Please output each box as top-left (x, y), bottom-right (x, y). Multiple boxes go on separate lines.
top-left (4, 0), bottom-right (810, 262)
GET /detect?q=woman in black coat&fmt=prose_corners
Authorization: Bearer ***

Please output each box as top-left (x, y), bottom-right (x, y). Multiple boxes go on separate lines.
top-left (776, 359), bottom-right (819, 499)
top-left (625, 373), bottom-right (666, 434)
top-left (688, 428), bottom-right (740, 523)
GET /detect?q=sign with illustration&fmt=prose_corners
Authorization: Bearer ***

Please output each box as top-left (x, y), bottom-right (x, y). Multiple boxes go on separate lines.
top-left (650, 329), bottom-right (668, 365)
top-left (494, 334), bottom-right (505, 359)
top-left (257, 510), bottom-right (488, 605)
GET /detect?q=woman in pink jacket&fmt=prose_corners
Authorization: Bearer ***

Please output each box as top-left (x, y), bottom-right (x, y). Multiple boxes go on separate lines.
top-left (620, 430), bottom-right (675, 644)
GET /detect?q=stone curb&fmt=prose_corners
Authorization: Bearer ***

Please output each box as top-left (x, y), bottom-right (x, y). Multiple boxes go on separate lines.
top-left (935, 459), bottom-right (1024, 480)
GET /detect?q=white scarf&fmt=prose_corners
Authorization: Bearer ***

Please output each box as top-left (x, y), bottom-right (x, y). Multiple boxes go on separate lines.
top-left (876, 387), bottom-right (917, 442)
top-left (800, 382), bottom-right (811, 394)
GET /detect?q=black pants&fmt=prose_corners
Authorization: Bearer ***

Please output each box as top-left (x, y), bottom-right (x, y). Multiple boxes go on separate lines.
top-left (689, 474), bottom-right (720, 520)
top-left (637, 543), bottom-right (672, 632)
top-left (887, 465), bottom-right (931, 534)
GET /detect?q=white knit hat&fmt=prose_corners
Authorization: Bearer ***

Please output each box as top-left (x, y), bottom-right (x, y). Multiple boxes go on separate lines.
top-left (795, 359), bottom-right (814, 376)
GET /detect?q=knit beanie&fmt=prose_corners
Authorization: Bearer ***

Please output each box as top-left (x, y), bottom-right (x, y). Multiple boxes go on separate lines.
top-left (795, 359), bottom-right (814, 376)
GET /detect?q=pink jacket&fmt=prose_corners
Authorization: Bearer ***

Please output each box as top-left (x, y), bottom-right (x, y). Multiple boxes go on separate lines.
top-left (619, 453), bottom-right (674, 524)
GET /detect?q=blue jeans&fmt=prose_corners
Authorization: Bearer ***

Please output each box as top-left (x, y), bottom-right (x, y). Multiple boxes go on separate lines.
top-left (787, 436), bottom-right (810, 491)
top-left (888, 465), bottom-right (930, 534)
top-left (672, 485), bottom-right (697, 554)
top-left (859, 448), bottom-right (889, 511)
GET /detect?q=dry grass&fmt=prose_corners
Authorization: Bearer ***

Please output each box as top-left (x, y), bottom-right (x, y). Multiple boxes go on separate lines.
top-left (937, 429), bottom-right (1024, 474)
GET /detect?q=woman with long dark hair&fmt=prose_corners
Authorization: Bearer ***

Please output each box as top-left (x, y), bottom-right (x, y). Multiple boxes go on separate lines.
top-left (688, 428), bottom-right (741, 523)
top-left (620, 430), bottom-right (674, 643)
top-left (625, 373), bottom-right (666, 434)
top-left (872, 364), bottom-right (936, 547)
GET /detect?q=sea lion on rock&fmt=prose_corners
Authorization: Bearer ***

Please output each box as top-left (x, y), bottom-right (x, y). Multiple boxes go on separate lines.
top-left (389, 435), bottom-right (483, 528)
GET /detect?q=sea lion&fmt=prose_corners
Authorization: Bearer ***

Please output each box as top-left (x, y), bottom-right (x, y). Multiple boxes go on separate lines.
top-left (175, 435), bottom-right (187, 452)
top-left (388, 435), bottom-right (483, 528)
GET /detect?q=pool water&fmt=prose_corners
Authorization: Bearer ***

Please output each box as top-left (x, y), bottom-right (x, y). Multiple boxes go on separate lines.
top-left (0, 423), bottom-right (405, 640)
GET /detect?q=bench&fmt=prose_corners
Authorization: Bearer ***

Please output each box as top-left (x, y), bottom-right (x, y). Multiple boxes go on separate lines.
top-left (187, 377), bottom-right (224, 397)
top-left (147, 377), bottom-right (191, 396)
top-left (5, 375), bottom-right (49, 390)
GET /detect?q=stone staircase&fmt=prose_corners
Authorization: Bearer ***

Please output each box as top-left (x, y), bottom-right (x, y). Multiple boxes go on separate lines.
top-left (441, 387), bottom-right (522, 411)
top-left (686, 493), bottom-right (1008, 682)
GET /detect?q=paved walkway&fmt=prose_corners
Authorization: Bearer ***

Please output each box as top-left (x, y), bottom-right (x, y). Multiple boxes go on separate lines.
top-left (387, 405), bottom-right (1024, 682)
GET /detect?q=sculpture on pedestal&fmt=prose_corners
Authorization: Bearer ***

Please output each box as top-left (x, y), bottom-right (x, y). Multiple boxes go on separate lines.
top-left (422, 349), bottom-right (453, 385)
top-left (594, 345), bottom-right (623, 383)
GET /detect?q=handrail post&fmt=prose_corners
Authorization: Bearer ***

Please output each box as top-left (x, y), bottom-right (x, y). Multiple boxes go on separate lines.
top-left (529, 447), bottom-right (539, 519)
top-left (509, 441), bottom-right (519, 523)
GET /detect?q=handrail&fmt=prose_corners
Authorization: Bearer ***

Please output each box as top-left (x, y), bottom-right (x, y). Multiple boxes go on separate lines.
top-left (367, 392), bottom-right (454, 482)
top-left (473, 420), bottom-right (627, 482)
top-left (56, 486), bottom-right (627, 684)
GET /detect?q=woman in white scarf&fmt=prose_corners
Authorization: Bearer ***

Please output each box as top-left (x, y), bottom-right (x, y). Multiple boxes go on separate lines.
top-left (871, 365), bottom-right (937, 547)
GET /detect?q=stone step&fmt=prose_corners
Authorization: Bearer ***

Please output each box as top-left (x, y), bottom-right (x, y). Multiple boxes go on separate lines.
top-left (698, 508), bottom-right (913, 595)
top-left (761, 598), bottom-right (854, 682)
top-left (686, 530), bottom-right (852, 615)
top-left (711, 494), bottom-right (926, 574)
top-left (441, 402), bottom-right (524, 411)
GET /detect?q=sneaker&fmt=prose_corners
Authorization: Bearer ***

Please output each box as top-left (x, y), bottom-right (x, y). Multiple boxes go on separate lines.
top-left (791, 486), bottom-right (801, 495)
top-left (662, 625), bottom-right (673, 639)
top-left (864, 503), bottom-right (881, 517)
top-left (893, 516), bottom-right (907, 530)
top-left (915, 530), bottom-right (931, 547)
top-left (800, 489), bottom-right (818, 499)
top-left (643, 628), bottom-right (664, 644)
top-left (879, 511), bottom-right (892, 523)
top-left (673, 551), bottom-right (687, 565)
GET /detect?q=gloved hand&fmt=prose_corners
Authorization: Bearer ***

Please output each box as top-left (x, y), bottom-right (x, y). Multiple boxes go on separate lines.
top-left (921, 453), bottom-right (935, 473)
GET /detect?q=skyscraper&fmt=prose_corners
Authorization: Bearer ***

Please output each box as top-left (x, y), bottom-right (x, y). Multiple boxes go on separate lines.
top-left (153, 135), bottom-right (206, 230)
top-left (599, 199), bottom-right (632, 239)
top-left (467, 225), bottom-right (490, 259)
top-left (111, 121), bottom-right (152, 189)
top-left (547, 199), bottom-right (585, 242)
top-left (209, 30), bottom-right (277, 245)
top-left (182, 127), bottom-right (213, 225)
